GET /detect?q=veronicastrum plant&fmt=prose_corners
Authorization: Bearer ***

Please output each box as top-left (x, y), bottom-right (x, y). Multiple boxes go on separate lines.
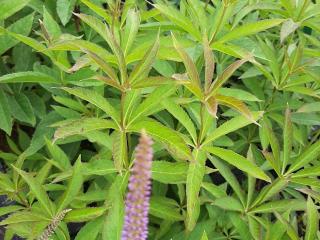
top-left (0, 0), bottom-right (320, 239)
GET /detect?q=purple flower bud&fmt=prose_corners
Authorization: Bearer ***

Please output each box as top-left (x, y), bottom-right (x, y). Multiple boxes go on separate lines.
top-left (122, 132), bottom-right (153, 240)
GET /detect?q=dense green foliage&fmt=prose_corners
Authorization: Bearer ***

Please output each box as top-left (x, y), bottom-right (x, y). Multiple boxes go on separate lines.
top-left (0, 0), bottom-right (320, 239)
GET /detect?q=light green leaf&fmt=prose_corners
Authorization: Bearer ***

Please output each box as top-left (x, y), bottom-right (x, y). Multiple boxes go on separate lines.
top-left (0, 205), bottom-right (24, 217)
top-left (287, 141), bottom-right (320, 173)
top-left (202, 182), bottom-right (226, 198)
top-left (112, 131), bottom-right (128, 171)
top-left (154, 3), bottom-right (201, 40)
top-left (102, 174), bottom-right (127, 240)
top-left (218, 88), bottom-right (261, 102)
top-left (62, 87), bottom-right (120, 124)
top-left (213, 196), bottom-right (244, 212)
top-left (121, 9), bottom-right (140, 55)
top-left (43, 6), bottom-right (61, 39)
top-left (152, 161), bottom-right (188, 184)
top-left (306, 197), bottom-right (319, 240)
top-left (129, 119), bottom-right (191, 160)
top-left (129, 34), bottom-right (160, 85)
top-left (250, 199), bottom-right (306, 213)
top-left (128, 85), bottom-right (176, 125)
top-left (8, 93), bottom-right (36, 126)
top-left (57, 158), bottom-right (83, 212)
top-left (186, 149), bottom-right (206, 231)
top-left (0, 89), bottom-right (12, 135)
top-left (150, 197), bottom-right (184, 221)
top-left (282, 107), bottom-right (293, 173)
top-left (172, 33), bottom-right (201, 89)
top-left (280, 19), bottom-right (300, 43)
top-left (46, 139), bottom-right (71, 170)
top-left (74, 216), bottom-right (104, 240)
top-left (297, 102), bottom-right (320, 113)
top-left (64, 207), bottom-right (107, 222)
top-left (262, 120), bottom-right (281, 175)
top-left (208, 156), bottom-right (245, 204)
top-left (54, 118), bottom-right (117, 141)
top-left (0, 72), bottom-right (57, 84)
top-left (57, 0), bottom-right (77, 26)
top-left (202, 111), bottom-right (263, 146)
top-left (207, 58), bottom-right (249, 98)
top-left (206, 147), bottom-right (270, 182)
top-left (0, 13), bottom-right (34, 55)
top-left (162, 98), bottom-right (197, 144)
top-left (217, 19), bottom-right (284, 43)
top-left (12, 166), bottom-right (54, 216)
top-left (251, 178), bottom-right (288, 207)
top-left (216, 94), bottom-right (255, 123)
top-left (0, 0), bottom-right (31, 20)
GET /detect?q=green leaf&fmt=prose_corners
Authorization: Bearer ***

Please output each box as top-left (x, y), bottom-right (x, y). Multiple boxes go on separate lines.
top-left (208, 156), bottom-right (245, 204)
top-left (280, 19), bottom-right (300, 43)
top-left (186, 150), bottom-right (206, 231)
top-left (54, 118), bottom-right (117, 141)
top-left (216, 94), bottom-right (256, 123)
top-left (121, 9), bottom-right (140, 56)
top-left (217, 19), bottom-right (284, 43)
top-left (8, 93), bottom-right (36, 126)
top-left (129, 119), bottom-right (191, 160)
top-left (0, 89), bottom-right (12, 134)
top-left (0, 205), bottom-right (24, 217)
top-left (292, 165), bottom-right (320, 178)
top-left (46, 139), bottom-right (71, 170)
top-left (202, 182), bottom-right (226, 198)
top-left (306, 197), bottom-right (319, 240)
top-left (0, 13), bottom-right (34, 55)
top-left (0, 211), bottom-right (48, 225)
top-left (128, 85), bottom-right (176, 125)
top-left (0, 0), bottom-right (31, 20)
top-left (287, 141), bottom-right (320, 173)
top-left (57, 158), bottom-right (83, 212)
top-left (200, 231), bottom-right (209, 240)
top-left (207, 58), bottom-right (249, 98)
top-left (162, 98), bottom-right (197, 144)
top-left (154, 3), bottom-right (201, 40)
top-left (213, 196), bottom-right (244, 212)
top-left (102, 174), bottom-right (127, 240)
top-left (206, 147), bottom-right (270, 182)
top-left (202, 111), bottom-right (263, 146)
top-left (250, 199), bottom-right (306, 213)
top-left (75, 13), bottom-right (127, 83)
top-left (64, 207), bottom-right (107, 222)
top-left (57, 0), bottom-right (77, 25)
top-left (62, 87), bottom-right (120, 124)
top-left (297, 102), bottom-right (320, 113)
top-left (274, 212), bottom-right (299, 240)
top-left (0, 72), bottom-right (57, 84)
top-left (282, 107), bottom-right (293, 173)
top-left (251, 178), bottom-right (288, 207)
top-left (23, 112), bottom-right (62, 157)
top-left (85, 50), bottom-right (119, 84)
top-left (152, 161), bottom-right (188, 184)
top-left (203, 35), bottom-right (214, 92)
top-left (74, 216), bottom-right (104, 240)
top-left (262, 120), bottom-right (281, 175)
top-left (149, 197), bottom-right (184, 221)
top-left (172, 33), bottom-right (201, 89)
top-left (112, 131), bottom-right (128, 171)
top-left (128, 34), bottom-right (159, 85)
top-left (80, 0), bottom-right (111, 23)
top-left (43, 6), bottom-right (61, 39)
top-left (218, 88), bottom-right (261, 102)
top-left (12, 166), bottom-right (54, 216)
